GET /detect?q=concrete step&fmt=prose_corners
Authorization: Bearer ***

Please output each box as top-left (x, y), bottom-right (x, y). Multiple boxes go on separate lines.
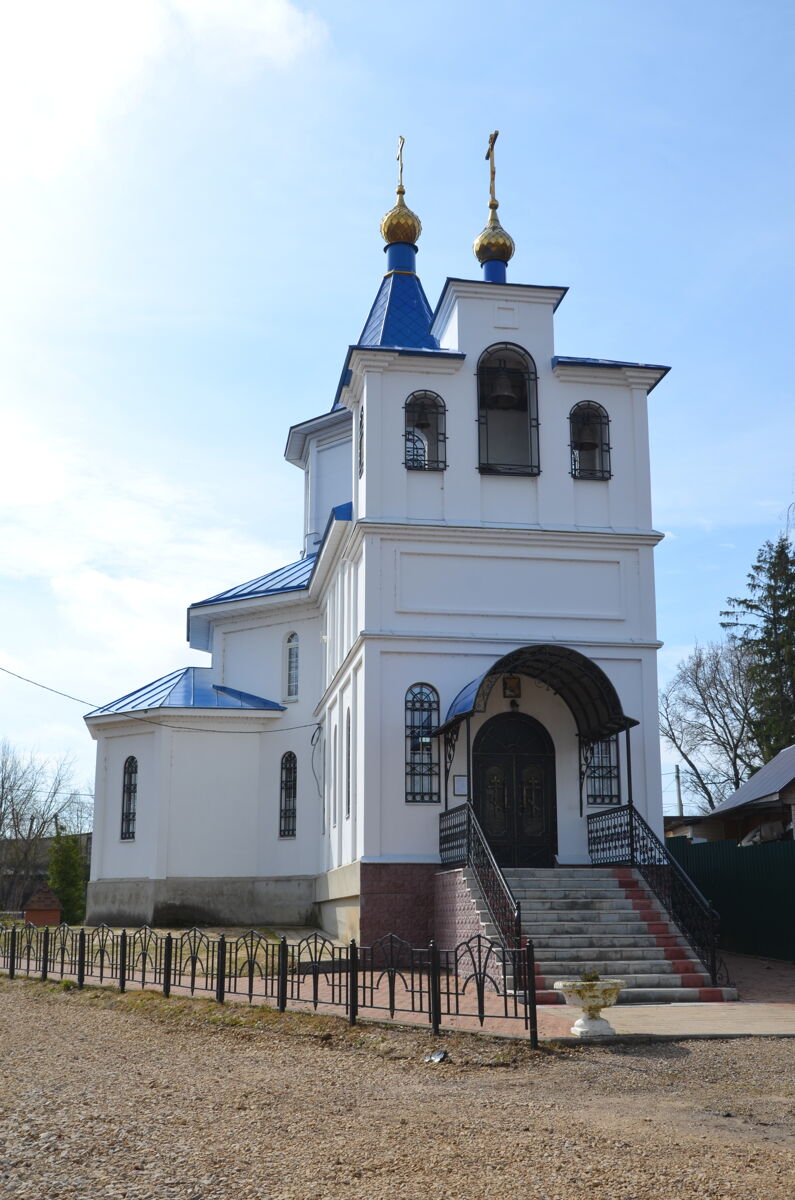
top-left (503, 867), bottom-right (621, 879)
top-left (518, 898), bottom-right (653, 912)
top-left (534, 945), bottom-right (688, 962)
top-left (541, 971), bottom-right (710, 989)
top-left (530, 933), bottom-right (687, 950)
top-left (536, 959), bottom-right (698, 977)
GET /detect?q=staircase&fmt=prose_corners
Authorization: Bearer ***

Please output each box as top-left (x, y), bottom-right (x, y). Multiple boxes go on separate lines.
top-left (466, 865), bottom-right (738, 1004)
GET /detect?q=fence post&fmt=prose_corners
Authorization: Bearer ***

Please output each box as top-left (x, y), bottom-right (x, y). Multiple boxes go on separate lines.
top-left (525, 942), bottom-right (539, 1050)
top-left (8, 926), bottom-right (16, 981)
top-left (277, 936), bottom-right (288, 1013)
top-left (40, 927), bottom-right (50, 982)
top-left (429, 940), bottom-right (441, 1036)
top-left (77, 928), bottom-right (86, 989)
top-left (627, 804), bottom-right (635, 865)
top-left (348, 939), bottom-right (358, 1027)
top-left (118, 929), bottom-right (127, 993)
top-left (163, 933), bottom-right (172, 999)
top-left (215, 935), bottom-right (226, 1005)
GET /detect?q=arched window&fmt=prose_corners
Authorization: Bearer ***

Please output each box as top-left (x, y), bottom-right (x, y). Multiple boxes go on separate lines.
top-left (404, 391), bottom-right (446, 471)
top-left (358, 406), bottom-right (364, 479)
top-left (285, 632), bottom-right (299, 700)
top-left (405, 684), bottom-right (440, 803)
top-left (279, 751), bottom-right (297, 837)
top-left (587, 737), bottom-right (620, 805)
top-left (477, 343), bottom-right (539, 475)
top-left (121, 756), bottom-right (137, 840)
top-left (345, 709), bottom-right (352, 819)
top-left (570, 402), bottom-right (611, 480)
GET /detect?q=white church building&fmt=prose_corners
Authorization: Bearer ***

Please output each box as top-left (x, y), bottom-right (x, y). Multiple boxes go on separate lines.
top-left (86, 145), bottom-right (669, 946)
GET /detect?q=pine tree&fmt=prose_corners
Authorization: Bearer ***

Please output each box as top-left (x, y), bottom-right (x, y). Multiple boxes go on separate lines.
top-left (722, 534), bottom-right (795, 760)
top-left (48, 828), bottom-right (86, 924)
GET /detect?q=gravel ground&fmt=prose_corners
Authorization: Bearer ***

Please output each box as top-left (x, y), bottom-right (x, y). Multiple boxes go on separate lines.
top-left (1, 978), bottom-right (793, 1200)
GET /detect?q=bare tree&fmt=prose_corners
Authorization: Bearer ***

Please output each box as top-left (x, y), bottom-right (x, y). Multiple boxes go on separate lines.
top-left (0, 741), bottom-right (82, 910)
top-left (659, 640), bottom-right (762, 812)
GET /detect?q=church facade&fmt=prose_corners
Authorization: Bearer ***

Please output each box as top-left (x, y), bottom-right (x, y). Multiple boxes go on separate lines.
top-left (86, 143), bottom-right (669, 943)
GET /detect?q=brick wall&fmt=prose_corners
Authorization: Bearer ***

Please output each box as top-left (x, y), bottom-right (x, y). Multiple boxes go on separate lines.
top-left (433, 868), bottom-right (487, 949)
top-left (359, 862), bottom-right (437, 945)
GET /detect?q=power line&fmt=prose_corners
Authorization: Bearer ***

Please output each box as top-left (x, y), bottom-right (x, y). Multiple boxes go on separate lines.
top-left (0, 664), bottom-right (320, 738)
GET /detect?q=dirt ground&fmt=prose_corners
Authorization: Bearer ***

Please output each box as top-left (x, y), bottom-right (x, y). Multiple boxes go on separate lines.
top-left (1, 976), bottom-right (793, 1200)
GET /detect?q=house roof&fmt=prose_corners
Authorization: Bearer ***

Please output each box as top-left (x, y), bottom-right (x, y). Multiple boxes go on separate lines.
top-left (86, 667), bottom-right (285, 717)
top-left (708, 743), bottom-right (795, 817)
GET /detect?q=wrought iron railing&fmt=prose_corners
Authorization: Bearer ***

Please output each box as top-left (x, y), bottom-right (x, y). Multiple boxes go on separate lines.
top-left (439, 803), bottom-right (522, 949)
top-left (587, 804), bottom-right (730, 986)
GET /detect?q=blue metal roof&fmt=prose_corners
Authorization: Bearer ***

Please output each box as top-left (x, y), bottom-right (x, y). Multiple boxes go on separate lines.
top-left (552, 356), bottom-right (670, 391)
top-left (359, 270), bottom-right (439, 351)
top-left (709, 744), bottom-right (795, 816)
top-left (87, 667), bottom-right (286, 717)
top-left (191, 502), bottom-right (353, 609)
top-left (194, 554), bottom-right (317, 608)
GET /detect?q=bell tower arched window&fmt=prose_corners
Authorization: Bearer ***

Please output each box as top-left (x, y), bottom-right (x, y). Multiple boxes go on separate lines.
top-left (404, 392), bottom-right (446, 470)
top-left (121, 756), bottom-right (137, 840)
top-left (477, 343), bottom-right (539, 475)
top-left (570, 402), bottom-right (611, 480)
top-left (405, 684), bottom-right (440, 803)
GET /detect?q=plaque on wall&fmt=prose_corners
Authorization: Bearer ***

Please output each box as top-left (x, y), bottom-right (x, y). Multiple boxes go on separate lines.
top-left (453, 775), bottom-right (468, 797)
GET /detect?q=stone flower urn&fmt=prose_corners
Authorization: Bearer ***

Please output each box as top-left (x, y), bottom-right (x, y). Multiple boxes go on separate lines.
top-left (553, 977), bottom-right (626, 1038)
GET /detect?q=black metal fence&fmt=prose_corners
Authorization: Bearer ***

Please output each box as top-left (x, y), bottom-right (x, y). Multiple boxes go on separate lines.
top-left (0, 924), bottom-right (538, 1047)
top-left (588, 804), bottom-right (729, 986)
top-left (439, 803), bottom-right (522, 947)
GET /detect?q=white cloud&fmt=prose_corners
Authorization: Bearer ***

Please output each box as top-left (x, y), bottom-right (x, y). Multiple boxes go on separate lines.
top-left (0, 0), bottom-right (327, 180)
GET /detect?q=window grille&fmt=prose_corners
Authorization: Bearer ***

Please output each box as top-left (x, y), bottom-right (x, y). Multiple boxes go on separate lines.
top-left (286, 632), bottom-right (299, 699)
top-left (279, 751), bottom-right (297, 837)
top-left (570, 401), bottom-right (611, 480)
top-left (587, 736), bottom-right (621, 805)
top-left (345, 710), bottom-right (351, 819)
top-left (477, 343), bottom-right (539, 475)
top-left (121, 756), bottom-right (137, 840)
top-left (404, 391), bottom-right (447, 471)
top-left (358, 406), bottom-right (364, 479)
top-left (405, 684), bottom-right (440, 803)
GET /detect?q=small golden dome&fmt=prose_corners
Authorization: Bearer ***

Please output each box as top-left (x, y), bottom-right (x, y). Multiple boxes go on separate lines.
top-left (473, 200), bottom-right (515, 264)
top-left (380, 185), bottom-right (422, 246)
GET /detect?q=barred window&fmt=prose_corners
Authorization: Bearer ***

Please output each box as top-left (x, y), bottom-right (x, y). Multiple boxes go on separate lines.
top-left (358, 406), bottom-right (364, 479)
top-left (404, 391), bottom-right (446, 470)
top-left (285, 632), bottom-right (299, 699)
top-left (279, 751), bottom-right (297, 837)
top-left (570, 401), bottom-right (611, 480)
top-left (587, 737), bottom-right (620, 805)
top-left (121, 756), bottom-right (137, 840)
top-left (477, 343), bottom-right (539, 476)
top-left (405, 684), bottom-right (440, 803)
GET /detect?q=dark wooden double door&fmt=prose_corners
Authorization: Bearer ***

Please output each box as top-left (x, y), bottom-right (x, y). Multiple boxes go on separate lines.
top-left (473, 713), bottom-right (557, 868)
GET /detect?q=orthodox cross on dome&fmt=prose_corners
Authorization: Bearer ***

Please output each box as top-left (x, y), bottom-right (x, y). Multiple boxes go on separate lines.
top-left (485, 129), bottom-right (499, 206)
top-left (396, 135), bottom-right (405, 189)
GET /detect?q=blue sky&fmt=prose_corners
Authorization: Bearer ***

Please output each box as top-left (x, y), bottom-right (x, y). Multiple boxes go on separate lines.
top-left (0, 0), bottom-right (793, 811)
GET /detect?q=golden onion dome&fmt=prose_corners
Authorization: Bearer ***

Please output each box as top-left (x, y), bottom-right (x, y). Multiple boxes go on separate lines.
top-left (380, 185), bottom-right (422, 246)
top-left (473, 200), bottom-right (515, 264)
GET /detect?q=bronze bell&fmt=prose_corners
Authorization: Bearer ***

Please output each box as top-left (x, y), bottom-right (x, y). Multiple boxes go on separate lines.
top-left (576, 422), bottom-right (599, 451)
top-left (490, 369), bottom-right (518, 410)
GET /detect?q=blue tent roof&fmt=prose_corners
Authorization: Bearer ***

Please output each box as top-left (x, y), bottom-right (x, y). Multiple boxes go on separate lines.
top-left (86, 667), bottom-right (285, 717)
top-left (359, 271), bottom-right (439, 350)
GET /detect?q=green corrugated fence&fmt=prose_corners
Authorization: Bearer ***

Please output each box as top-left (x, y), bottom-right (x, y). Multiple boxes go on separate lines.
top-left (667, 837), bottom-right (795, 961)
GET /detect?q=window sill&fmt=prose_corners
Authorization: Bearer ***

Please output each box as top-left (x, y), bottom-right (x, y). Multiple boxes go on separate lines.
top-left (478, 467), bottom-right (540, 478)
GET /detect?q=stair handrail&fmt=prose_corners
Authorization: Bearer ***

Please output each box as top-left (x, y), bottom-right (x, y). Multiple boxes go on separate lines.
top-left (439, 803), bottom-right (522, 948)
top-left (587, 803), bottom-right (729, 986)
